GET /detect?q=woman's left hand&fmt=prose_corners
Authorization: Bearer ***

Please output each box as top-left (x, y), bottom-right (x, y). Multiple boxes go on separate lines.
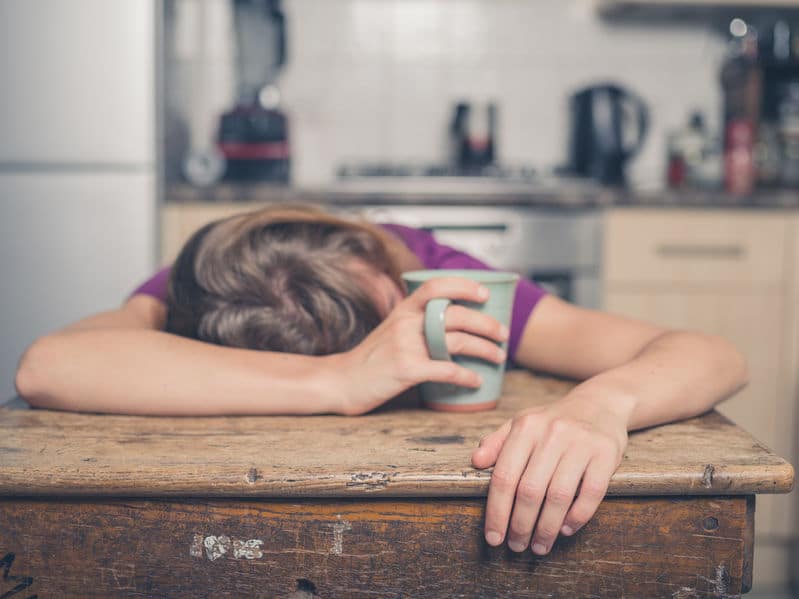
top-left (471, 393), bottom-right (629, 554)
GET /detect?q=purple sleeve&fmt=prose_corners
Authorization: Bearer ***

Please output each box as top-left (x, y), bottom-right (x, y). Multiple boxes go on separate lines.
top-left (130, 266), bottom-right (171, 303)
top-left (381, 223), bottom-right (547, 361)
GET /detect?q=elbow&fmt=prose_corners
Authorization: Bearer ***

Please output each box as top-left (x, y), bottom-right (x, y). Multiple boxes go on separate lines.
top-left (703, 332), bottom-right (749, 397)
top-left (15, 337), bottom-right (57, 408)
top-left (722, 336), bottom-right (749, 393)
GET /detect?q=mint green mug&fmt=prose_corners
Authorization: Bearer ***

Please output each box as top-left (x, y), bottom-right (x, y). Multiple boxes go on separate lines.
top-left (401, 269), bottom-right (519, 412)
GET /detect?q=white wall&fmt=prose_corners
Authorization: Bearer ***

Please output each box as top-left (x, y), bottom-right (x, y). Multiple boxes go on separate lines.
top-left (279, 0), bottom-right (727, 189)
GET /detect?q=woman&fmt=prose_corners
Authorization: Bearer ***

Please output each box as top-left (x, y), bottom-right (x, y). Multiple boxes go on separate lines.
top-left (15, 204), bottom-right (747, 557)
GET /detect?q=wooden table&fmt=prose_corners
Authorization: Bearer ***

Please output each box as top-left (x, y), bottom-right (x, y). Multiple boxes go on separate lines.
top-left (0, 372), bottom-right (794, 598)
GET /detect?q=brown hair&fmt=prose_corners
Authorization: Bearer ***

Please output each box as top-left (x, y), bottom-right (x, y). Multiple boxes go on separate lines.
top-left (165, 205), bottom-right (414, 355)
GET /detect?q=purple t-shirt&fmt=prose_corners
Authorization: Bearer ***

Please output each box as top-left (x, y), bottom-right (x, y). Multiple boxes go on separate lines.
top-left (131, 223), bottom-right (547, 360)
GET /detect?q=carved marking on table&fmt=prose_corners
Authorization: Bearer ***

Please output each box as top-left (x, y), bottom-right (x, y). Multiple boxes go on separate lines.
top-left (346, 471), bottom-right (395, 491)
top-left (233, 539), bottom-right (265, 560)
top-left (192, 535), bottom-right (264, 561)
top-left (701, 464), bottom-right (715, 488)
top-left (327, 515), bottom-right (352, 556)
top-left (204, 535), bottom-right (230, 561)
top-left (711, 564), bottom-right (731, 598)
top-left (689, 563), bottom-right (733, 598)
top-left (0, 552), bottom-right (37, 599)
top-left (98, 564), bottom-right (136, 591)
top-left (189, 534), bottom-right (204, 558)
top-left (245, 467), bottom-right (262, 484)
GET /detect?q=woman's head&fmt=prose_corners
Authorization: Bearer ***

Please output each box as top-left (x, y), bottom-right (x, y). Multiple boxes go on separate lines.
top-left (165, 205), bottom-right (405, 355)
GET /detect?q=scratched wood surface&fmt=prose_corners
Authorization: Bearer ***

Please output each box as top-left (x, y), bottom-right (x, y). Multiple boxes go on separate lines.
top-left (0, 495), bottom-right (753, 599)
top-left (0, 371), bottom-right (793, 498)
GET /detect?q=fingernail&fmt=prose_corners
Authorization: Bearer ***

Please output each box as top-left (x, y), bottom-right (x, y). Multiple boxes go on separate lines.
top-left (478, 286), bottom-right (489, 300)
top-left (561, 525), bottom-right (574, 536)
top-left (499, 324), bottom-right (509, 340)
top-left (507, 540), bottom-right (526, 552)
top-left (485, 531), bottom-right (502, 546)
top-left (531, 543), bottom-right (548, 555)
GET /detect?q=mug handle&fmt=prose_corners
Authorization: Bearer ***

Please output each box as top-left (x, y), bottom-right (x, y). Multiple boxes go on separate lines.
top-left (424, 298), bottom-right (452, 361)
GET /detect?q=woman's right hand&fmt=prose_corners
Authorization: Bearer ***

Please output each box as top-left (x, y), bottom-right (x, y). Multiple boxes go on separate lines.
top-left (333, 277), bottom-right (509, 416)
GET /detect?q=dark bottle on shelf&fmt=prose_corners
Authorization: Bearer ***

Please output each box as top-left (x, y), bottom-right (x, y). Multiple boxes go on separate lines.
top-left (450, 102), bottom-right (497, 171)
top-left (721, 22), bottom-right (761, 196)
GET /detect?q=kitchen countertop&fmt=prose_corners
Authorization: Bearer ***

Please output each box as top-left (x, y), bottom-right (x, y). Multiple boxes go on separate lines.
top-left (166, 181), bottom-right (799, 210)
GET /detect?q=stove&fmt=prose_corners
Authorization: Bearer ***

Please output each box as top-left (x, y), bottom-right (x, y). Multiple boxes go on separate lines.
top-left (337, 162), bottom-right (539, 183)
top-left (333, 162), bottom-right (601, 199)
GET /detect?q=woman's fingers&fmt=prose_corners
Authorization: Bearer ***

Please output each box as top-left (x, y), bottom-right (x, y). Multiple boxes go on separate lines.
top-left (560, 456), bottom-right (615, 537)
top-left (410, 283), bottom-right (508, 343)
top-left (504, 432), bottom-right (572, 552)
top-left (482, 416), bottom-right (543, 547)
top-left (444, 332), bottom-right (505, 363)
top-left (472, 420), bottom-right (512, 469)
top-left (420, 359), bottom-right (483, 388)
top-left (528, 449), bottom-right (591, 554)
top-left (445, 305), bottom-right (508, 343)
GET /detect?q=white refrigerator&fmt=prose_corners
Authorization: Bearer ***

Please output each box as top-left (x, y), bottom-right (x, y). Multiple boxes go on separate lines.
top-left (0, 0), bottom-right (159, 400)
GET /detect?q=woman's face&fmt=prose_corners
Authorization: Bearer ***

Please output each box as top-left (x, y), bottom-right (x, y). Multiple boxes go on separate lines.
top-left (348, 259), bottom-right (405, 318)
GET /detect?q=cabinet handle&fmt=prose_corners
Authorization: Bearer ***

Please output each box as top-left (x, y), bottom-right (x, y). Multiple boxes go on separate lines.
top-left (655, 244), bottom-right (746, 259)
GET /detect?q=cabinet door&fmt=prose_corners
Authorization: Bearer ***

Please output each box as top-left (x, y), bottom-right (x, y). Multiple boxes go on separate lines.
top-left (604, 209), bottom-right (788, 288)
top-left (160, 203), bottom-right (268, 265)
top-left (605, 290), bottom-right (792, 539)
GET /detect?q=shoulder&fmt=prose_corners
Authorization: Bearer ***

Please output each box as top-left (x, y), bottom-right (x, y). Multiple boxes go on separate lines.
top-left (379, 223), bottom-right (436, 247)
top-left (129, 266), bottom-right (172, 303)
top-left (125, 294), bottom-right (168, 329)
top-left (379, 223), bottom-right (481, 270)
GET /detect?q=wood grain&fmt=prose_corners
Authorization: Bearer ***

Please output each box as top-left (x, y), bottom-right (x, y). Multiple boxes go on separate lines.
top-left (0, 495), bottom-right (753, 599)
top-left (0, 372), bottom-right (793, 498)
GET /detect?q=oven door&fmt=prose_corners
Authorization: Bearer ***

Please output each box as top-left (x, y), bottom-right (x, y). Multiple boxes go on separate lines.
top-left (334, 205), bottom-right (602, 309)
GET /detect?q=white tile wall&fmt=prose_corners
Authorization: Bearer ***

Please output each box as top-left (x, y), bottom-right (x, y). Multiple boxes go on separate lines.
top-left (278, 0), bottom-right (727, 188)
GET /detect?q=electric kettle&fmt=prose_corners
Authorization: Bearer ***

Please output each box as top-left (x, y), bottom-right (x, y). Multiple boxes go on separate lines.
top-left (566, 83), bottom-right (649, 186)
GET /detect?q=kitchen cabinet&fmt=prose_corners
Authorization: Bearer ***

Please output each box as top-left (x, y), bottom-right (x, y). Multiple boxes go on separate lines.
top-left (603, 207), bottom-right (796, 590)
top-left (161, 202), bottom-right (268, 264)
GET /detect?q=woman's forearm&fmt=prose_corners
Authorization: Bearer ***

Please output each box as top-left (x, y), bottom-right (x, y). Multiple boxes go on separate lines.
top-left (15, 329), bottom-right (344, 415)
top-left (564, 331), bottom-right (749, 431)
